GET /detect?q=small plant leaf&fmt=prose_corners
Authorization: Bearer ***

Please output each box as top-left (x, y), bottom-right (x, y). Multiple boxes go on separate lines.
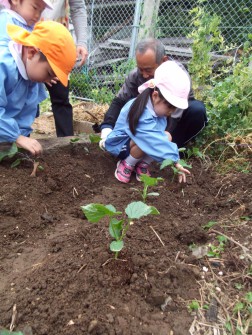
top-left (89, 134), bottom-right (101, 143)
top-left (140, 174), bottom-right (163, 186)
top-left (125, 201), bottom-right (159, 219)
top-left (0, 143), bottom-right (18, 162)
top-left (178, 159), bottom-right (192, 169)
top-left (202, 221), bottom-right (217, 230)
top-left (109, 218), bottom-right (123, 239)
top-left (11, 158), bottom-right (21, 168)
top-left (81, 203), bottom-right (122, 222)
top-left (70, 137), bottom-right (80, 143)
top-left (0, 330), bottom-right (24, 335)
top-left (110, 240), bottom-right (124, 252)
top-left (160, 159), bottom-right (173, 170)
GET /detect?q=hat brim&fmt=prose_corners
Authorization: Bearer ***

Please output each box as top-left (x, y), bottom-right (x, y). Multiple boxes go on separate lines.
top-left (159, 87), bottom-right (188, 110)
top-left (47, 60), bottom-right (68, 87)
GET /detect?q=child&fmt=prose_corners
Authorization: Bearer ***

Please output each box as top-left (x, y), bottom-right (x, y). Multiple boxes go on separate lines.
top-left (0, 0), bottom-right (54, 117)
top-left (0, 21), bottom-right (76, 155)
top-left (102, 61), bottom-right (191, 184)
top-left (0, 0), bottom-right (53, 38)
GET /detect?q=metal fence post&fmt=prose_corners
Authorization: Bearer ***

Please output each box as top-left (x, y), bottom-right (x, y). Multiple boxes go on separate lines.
top-left (128, 0), bottom-right (143, 59)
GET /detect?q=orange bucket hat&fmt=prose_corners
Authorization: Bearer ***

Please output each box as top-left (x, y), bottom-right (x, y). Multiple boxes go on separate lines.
top-left (7, 21), bottom-right (76, 86)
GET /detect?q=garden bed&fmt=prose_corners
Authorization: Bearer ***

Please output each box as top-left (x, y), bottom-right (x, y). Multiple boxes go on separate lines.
top-left (0, 142), bottom-right (251, 335)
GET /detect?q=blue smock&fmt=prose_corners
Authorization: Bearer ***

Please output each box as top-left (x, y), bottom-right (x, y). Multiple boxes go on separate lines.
top-left (0, 10), bottom-right (47, 142)
top-left (105, 99), bottom-right (180, 163)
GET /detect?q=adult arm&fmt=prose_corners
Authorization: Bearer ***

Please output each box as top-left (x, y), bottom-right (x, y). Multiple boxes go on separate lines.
top-left (69, 0), bottom-right (88, 66)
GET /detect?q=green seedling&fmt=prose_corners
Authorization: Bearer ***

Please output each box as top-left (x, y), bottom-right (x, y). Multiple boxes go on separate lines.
top-left (81, 201), bottom-right (159, 259)
top-left (70, 137), bottom-right (80, 143)
top-left (202, 221), bottom-right (217, 230)
top-left (160, 158), bottom-right (192, 181)
top-left (0, 330), bottom-right (23, 335)
top-left (207, 235), bottom-right (227, 258)
top-left (0, 143), bottom-right (43, 176)
top-left (89, 133), bottom-right (101, 143)
top-left (188, 300), bottom-right (200, 312)
top-left (225, 292), bottom-right (252, 334)
top-left (132, 175), bottom-right (163, 203)
top-left (186, 147), bottom-right (205, 160)
top-left (0, 142), bottom-right (18, 162)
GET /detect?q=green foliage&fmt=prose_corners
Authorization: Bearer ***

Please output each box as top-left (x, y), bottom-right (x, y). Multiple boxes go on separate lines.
top-left (89, 134), bottom-right (101, 143)
top-left (160, 158), bottom-right (192, 181)
top-left (207, 235), bottom-right (227, 258)
top-left (188, 300), bottom-right (200, 312)
top-left (70, 59), bottom-right (136, 104)
top-left (81, 201), bottom-right (159, 258)
top-left (188, 5), bottom-right (225, 99)
top-left (225, 292), bottom-right (252, 334)
top-left (132, 175), bottom-right (163, 203)
top-left (202, 221), bottom-right (217, 230)
top-left (188, 3), bottom-right (252, 165)
top-left (0, 143), bottom-right (18, 162)
top-left (0, 330), bottom-right (23, 335)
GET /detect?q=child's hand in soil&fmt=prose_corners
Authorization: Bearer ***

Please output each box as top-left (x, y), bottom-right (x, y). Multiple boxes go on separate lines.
top-left (16, 135), bottom-right (43, 156)
top-left (175, 162), bottom-right (191, 183)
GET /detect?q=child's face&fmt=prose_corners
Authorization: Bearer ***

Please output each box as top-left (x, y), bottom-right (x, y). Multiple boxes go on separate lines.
top-left (25, 48), bottom-right (56, 83)
top-left (11, 0), bottom-right (45, 26)
top-left (151, 91), bottom-right (176, 117)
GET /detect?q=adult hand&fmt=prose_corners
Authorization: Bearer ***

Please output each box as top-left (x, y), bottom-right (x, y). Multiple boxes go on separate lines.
top-left (76, 45), bottom-right (88, 67)
top-left (16, 135), bottom-right (43, 156)
top-left (175, 162), bottom-right (191, 183)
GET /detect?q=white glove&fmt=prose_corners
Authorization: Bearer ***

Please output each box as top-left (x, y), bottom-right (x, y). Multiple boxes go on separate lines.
top-left (101, 128), bottom-right (112, 139)
top-left (99, 128), bottom-right (112, 151)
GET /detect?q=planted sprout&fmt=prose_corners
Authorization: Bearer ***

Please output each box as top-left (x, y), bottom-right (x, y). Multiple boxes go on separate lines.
top-left (160, 158), bottom-right (192, 181)
top-left (81, 201), bottom-right (159, 259)
top-left (132, 175), bottom-right (163, 203)
top-left (0, 143), bottom-right (43, 177)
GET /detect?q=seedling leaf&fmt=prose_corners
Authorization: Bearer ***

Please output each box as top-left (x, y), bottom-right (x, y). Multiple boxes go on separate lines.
top-left (110, 240), bottom-right (124, 252)
top-left (89, 134), bottom-right (101, 143)
top-left (140, 174), bottom-right (163, 186)
top-left (109, 218), bottom-right (123, 239)
top-left (0, 143), bottom-right (18, 162)
top-left (11, 158), bottom-right (21, 168)
top-left (0, 331), bottom-right (24, 335)
top-left (160, 159), bottom-right (173, 170)
top-left (125, 201), bottom-right (159, 219)
top-left (81, 203), bottom-right (122, 222)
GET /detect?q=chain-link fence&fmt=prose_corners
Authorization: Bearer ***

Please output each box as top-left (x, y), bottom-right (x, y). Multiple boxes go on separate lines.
top-left (70, 0), bottom-right (252, 100)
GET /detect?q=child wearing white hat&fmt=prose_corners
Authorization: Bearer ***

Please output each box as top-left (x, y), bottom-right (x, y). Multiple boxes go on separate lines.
top-left (102, 61), bottom-right (191, 184)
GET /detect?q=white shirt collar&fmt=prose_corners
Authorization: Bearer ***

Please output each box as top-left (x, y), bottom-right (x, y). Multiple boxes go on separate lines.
top-left (146, 97), bottom-right (158, 117)
top-left (2, 8), bottom-right (29, 24)
top-left (8, 41), bottom-right (28, 80)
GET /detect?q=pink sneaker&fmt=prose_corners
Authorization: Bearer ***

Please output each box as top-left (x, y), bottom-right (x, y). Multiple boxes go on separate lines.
top-left (135, 161), bottom-right (151, 181)
top-left (115, 160), bottom-right (134, 183)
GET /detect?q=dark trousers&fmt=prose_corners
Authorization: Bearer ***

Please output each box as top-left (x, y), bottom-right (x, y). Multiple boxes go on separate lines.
top-left (45, 81), bottom-right (74, 137)
top-left (171, 99), bottom-right (207, 148)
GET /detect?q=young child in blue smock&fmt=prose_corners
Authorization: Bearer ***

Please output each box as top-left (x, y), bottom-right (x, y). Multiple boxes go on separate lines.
top-left (0, 21), bottom-right (76, 155)
top-left (101, 61), bottom-right (191, 184)
top-left (0, 0), bottom-right (54, 115)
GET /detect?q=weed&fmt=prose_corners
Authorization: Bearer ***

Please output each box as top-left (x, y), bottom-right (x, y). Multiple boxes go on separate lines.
top-left (160, 158), bottom-right (192, 181)
top-left (207, 235), bottom-right (228, 258)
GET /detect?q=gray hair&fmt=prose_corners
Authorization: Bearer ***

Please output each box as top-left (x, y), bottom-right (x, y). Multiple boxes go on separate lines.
top-left (135, 38), bottom-right (166, 64)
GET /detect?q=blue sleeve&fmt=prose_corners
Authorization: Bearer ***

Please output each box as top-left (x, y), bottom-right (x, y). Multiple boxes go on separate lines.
top-left (125, 109), bottom-right (180, 163)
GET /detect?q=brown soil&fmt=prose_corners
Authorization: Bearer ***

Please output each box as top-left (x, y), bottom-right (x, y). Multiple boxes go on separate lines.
top-left (0, 140), bottom-right (251, 335)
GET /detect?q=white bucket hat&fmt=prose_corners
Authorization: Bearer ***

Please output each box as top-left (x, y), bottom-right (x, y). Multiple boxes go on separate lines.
top-left (0, 0), bottom-right (53, 10)
top-left (138, 61), bottom-right (190, 110)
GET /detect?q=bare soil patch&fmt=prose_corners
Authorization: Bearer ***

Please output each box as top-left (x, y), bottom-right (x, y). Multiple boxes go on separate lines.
top-left (0, 140), bottom-right (251, 335)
